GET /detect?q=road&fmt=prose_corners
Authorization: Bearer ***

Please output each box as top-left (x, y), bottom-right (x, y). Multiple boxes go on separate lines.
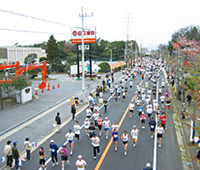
top-left (0, 72), bottom-right (122, 169)
top-left (16, 70), bottom-right (183, 170)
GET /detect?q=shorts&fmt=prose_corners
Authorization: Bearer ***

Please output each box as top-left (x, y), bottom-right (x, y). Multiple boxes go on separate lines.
top-left (162, 124), bottom-right (166, 129)
top-left (132, 136), bottom-right (138, 140)
top-left (86, 115), bottom-right (91, 119)
top-left (130, 86), bottom-right (132, 88)
top-left (150, 128), bottom-right (155, 132)
top-left (118, 93), bottom-right (120, 96)
top-left (141, 120), bottom-right (145, 124)
top-left (125, 79), bottom-right (127, 81)
top-left (98, 125), bottom-right (102, 130)
top-left (95, 121), bottom-right (98, 127)
top-left (68, 140), bottom-right (73, 144)
top-left (113, 138), bottom-right (118, 142)
top-left (166, 105), bottom-right (170, 109)
top-left (161, 101), bottom-right (164, 104)
top-left (39, 159), bottom-right (45, 165)
top-left (123, 141), bottom-right (128, 145)
top-left (130, 110), bottom-right (133, 113)
top-left (105, 127), bottom-right (109, 131)
top-left (61, 155), bottom-right (68, 161)
top-left (75, 134), bottom-right (80, 138)
top-left (115, 98), bottom-right (118, 101)
top-left (123, 96), bottom-right (125, 99)
top-left (157, 134), bottom-right (162, 138)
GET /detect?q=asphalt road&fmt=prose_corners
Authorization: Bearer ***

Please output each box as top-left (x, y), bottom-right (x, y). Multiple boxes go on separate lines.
top-left (18, 71), bottom-right (183, 170)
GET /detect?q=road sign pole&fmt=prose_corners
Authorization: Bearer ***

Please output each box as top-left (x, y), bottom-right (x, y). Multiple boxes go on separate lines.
top-left (81, 7), bottom-right (85, 102)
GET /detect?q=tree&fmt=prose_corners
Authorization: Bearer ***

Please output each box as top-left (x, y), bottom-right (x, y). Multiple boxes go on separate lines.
top-left (98, 62), bottom-right (110, 73)
top-left (46, 35), bottom-right (60, 72)
top-left (24, 53), bottom-right (37, 64)
top-left (12, 76), bottom-right (31, 91)
top-left (172, 25), bottom-right (200, 42)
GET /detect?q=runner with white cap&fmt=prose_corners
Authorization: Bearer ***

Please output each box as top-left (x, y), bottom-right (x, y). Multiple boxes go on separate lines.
top-left (121, 130), bottom-right (130, 156)
top-left (65, 129), bottom-right (75, 155)
top-left (75, 155), bottom-right (87, 170)
top-left (143, 163), bottom-right (153, 170)
top-left (131, 125), bottom-right (139, 147)
top-left (103, 117), bottom-right (111, 139)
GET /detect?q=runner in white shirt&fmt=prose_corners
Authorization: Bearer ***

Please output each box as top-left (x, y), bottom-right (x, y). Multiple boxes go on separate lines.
top-left (74, 121), bottom-right (81, 142)
top-left (158, 87), bottom-right (162, 97)
top-left (129, 101), bottom-right (135, 118)
top-left (93, 104), bottom-right (100, 113)
top-left (110, 87), bottom-right (114, 97)
top-left (146, 106), bottom-right (153, 119)
top-left (141, 86), bottom-right (145, 93)
top-left (121, 130), bottom-right (130, 156)
top-left (141, 93), bottom-right (146, 104)
top-left (91, 134), bottom-right (100, 159)
top-left (131, 125), bottom-right (139, 147)
top-left (160, 94), bottom-right (165, 108)
top-left (86, 106), bottom-right (92, 119)
top-left (129, 80), bottom-right (133, 91)
top-left (111, 121), bottom-right (119, 132)
top-left (103, 117), bottom-right (111, 139)
top-left (161, 79), bottom-right (165, 88)
top-left (84, 118), bottom-right (90, 136)
top-left (92, 111), bottom-right (99, 127)
top-left (156, 124), bottom-right (165, 148)
top-left (65, 129), bottom-right (75, 155)
top-left (76, 155), bottom-right (87, 170)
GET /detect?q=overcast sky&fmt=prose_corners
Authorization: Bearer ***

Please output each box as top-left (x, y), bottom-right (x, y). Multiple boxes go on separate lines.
top-left (0, 0), bottom-right (200, 50)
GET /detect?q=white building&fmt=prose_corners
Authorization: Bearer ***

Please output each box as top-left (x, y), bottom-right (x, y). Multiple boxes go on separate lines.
top-left (0, 46), bottom-right (47, 65)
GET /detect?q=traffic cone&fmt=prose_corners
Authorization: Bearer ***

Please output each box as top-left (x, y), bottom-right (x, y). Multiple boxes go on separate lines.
top-left (48, 83), bottom-right (50, 87)
top-left (35, 90), bottom-right (38, 95)
top-left (58, 83), bottom-right (60, 88)
top-left (42, 88), bottom-right (44, 93)
top-left (30, 83), bottom-right (31, 86)
top-left (47, 86), bottom-right (50, 91)
top-left (53, 85), bottom-right (55, 89)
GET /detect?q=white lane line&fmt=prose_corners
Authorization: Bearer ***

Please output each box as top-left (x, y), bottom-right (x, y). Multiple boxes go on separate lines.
top-left (153, 69), bottom-right (161, 170)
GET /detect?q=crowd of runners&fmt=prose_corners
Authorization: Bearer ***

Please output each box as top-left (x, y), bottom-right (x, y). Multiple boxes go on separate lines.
top-left (4, 58), bottom-right (170, 170)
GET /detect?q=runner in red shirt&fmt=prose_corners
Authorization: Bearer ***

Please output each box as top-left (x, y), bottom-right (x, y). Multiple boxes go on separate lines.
top-left (160, 112), bottom-right (167, 130)
top-left (140, 112), bottom-right (147, 129)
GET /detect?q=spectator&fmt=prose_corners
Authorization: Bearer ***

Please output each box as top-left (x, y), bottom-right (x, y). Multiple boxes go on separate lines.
top-left (12, 141), bottom-right (20, 170)
top-left (55, 112), bottom-right (61, 132)
top-left (71, 104), bottom-right (76, 120)
top-left (186, 94), bottom-right (192, 106)
top-left (24, 138), bottom-right (32, 160)
top-left (4, 140), bottom-right (12, 168)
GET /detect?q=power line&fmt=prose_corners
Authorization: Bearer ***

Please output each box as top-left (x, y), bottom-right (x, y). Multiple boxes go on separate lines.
top-left (0, 28), bottom-right (67, 35)
top-left (0, 8), bottom-right (71, 27)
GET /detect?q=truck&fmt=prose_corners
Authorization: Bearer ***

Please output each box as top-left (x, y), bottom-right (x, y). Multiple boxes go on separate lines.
top-left (70, 65), bottom-right (82, 77)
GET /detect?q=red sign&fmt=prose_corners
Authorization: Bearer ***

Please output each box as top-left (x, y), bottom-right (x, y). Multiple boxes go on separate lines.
top-left (71, 27), bottom-right (96, 44)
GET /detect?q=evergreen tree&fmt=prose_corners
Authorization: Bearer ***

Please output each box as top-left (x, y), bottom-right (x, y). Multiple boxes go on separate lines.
top-left (47, 35), bottom-right (60, 71)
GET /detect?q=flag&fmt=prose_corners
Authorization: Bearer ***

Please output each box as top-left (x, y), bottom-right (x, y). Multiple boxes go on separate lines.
top-left (1, 157), bottom-right (5, 163)
top-left (32, 142), bottom-right (38, 148)
top-left (20, 157), bottom-right (27, 162)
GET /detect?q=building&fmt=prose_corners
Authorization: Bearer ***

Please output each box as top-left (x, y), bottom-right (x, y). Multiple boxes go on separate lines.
top-left (0, 46), bottom-right (47, 65)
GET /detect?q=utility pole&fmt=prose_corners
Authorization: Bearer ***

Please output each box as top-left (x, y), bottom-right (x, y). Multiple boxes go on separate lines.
top-left (124, 12), bottom-right (132, 68)
top-left (79, 7), bottom-right (93, 102)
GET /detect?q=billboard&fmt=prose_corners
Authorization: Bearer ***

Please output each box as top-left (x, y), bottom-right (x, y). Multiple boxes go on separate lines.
top-left (71, 27), bottom-right (96, 44)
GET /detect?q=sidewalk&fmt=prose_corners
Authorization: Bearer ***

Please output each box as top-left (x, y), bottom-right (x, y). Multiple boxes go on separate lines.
top-left (164, 69), bottom-right (200, 170)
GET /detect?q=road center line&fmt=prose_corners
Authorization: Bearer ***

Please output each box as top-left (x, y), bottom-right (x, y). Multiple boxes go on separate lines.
top-left (94, 75), bottom-right (145, 170)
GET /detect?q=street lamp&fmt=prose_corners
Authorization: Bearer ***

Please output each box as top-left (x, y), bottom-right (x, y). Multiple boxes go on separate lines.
top-left (105, 47), bottom-right (117, 62)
